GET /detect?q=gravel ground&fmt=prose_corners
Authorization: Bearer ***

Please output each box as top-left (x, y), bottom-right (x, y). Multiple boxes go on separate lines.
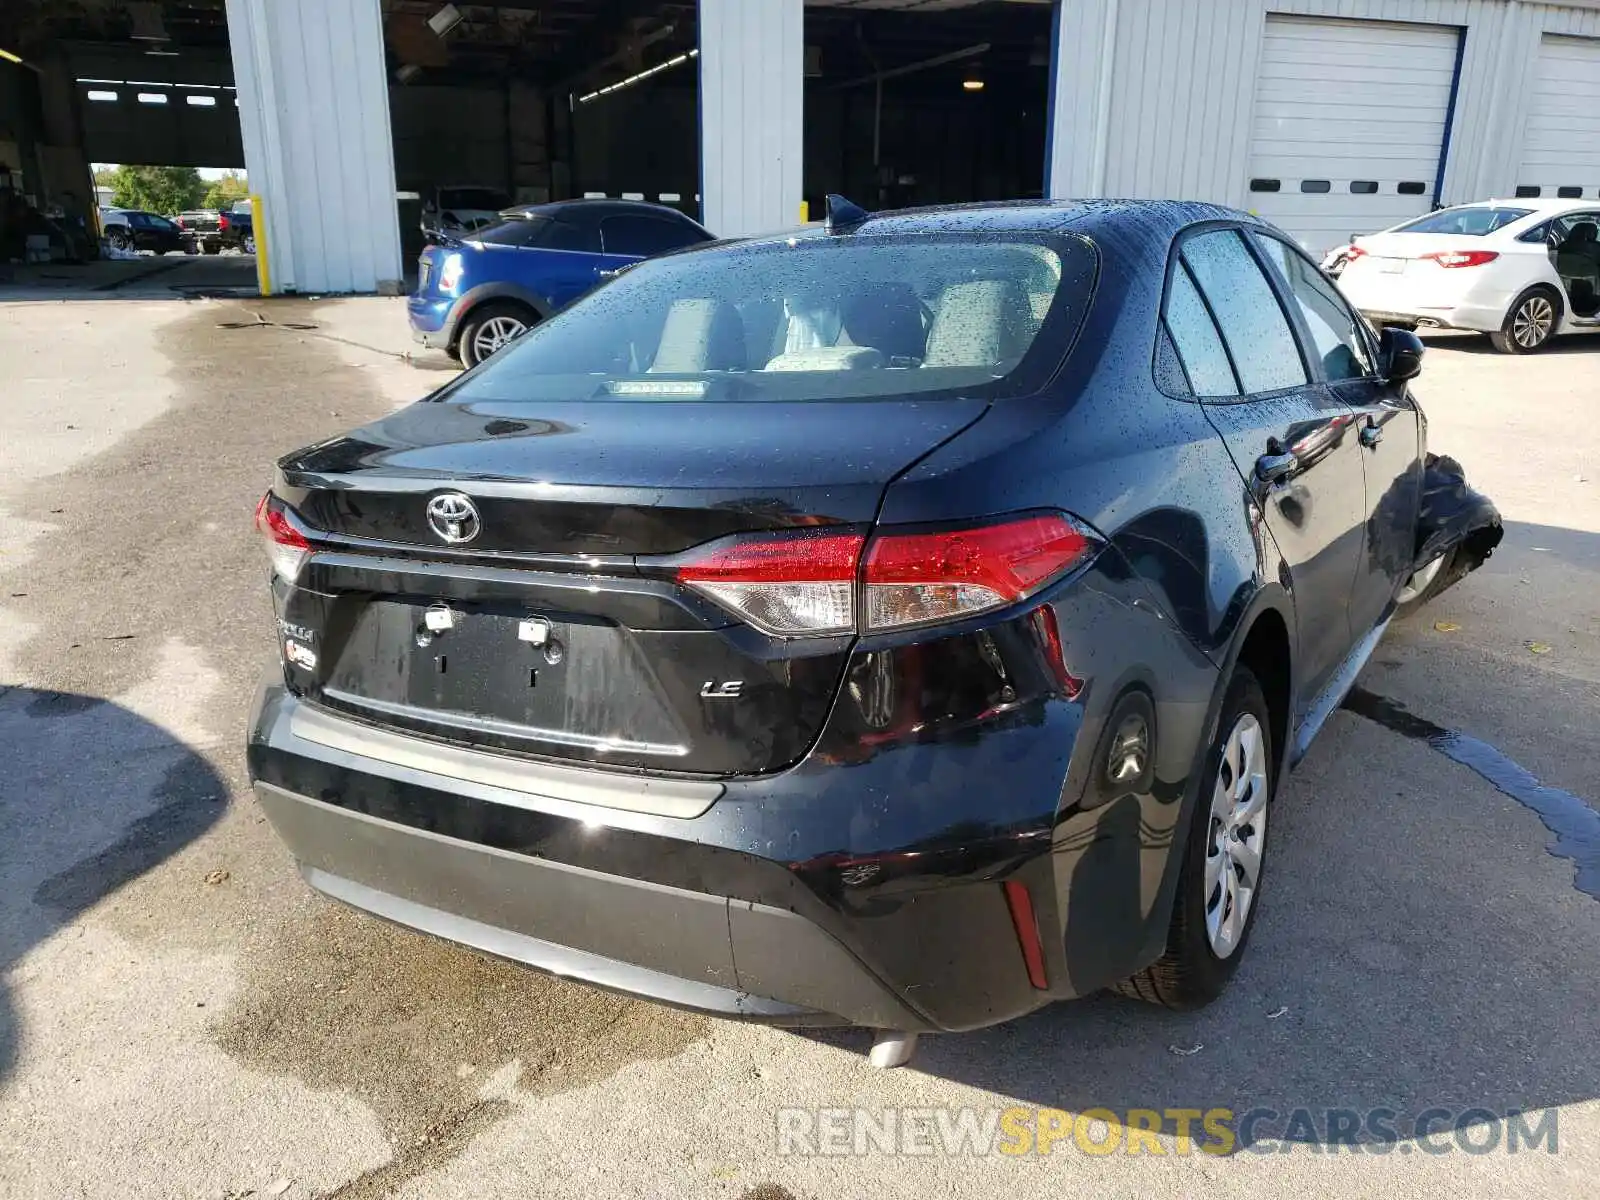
top-left (0, 298), bottom-right (1596, 1200)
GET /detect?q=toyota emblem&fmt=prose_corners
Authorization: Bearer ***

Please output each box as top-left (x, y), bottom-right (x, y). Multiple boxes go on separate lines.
top-left (426, 492), bottom-right (481, 544)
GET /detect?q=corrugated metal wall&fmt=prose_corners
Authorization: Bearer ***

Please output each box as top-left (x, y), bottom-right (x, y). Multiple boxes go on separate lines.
top-left (226, 0), bottom-right (403, 294)
top-left (700, 0), bottom-right (804, 237)
top-left (1049, 0), bottom-right (1600, 209)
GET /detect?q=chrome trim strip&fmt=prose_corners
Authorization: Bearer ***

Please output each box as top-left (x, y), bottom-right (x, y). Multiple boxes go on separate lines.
top-left (288, 699), bottom-right (718, 818)
top-left (320, 686), bottom-right (689, 757)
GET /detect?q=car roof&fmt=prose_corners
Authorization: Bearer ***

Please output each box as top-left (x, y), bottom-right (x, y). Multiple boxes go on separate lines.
top-left (727, 197), bottom-right (1252, 248)
top-left (501, 198), bottom-right (707, 226)
top-left (1442, 197), bottom-right (1595, 214)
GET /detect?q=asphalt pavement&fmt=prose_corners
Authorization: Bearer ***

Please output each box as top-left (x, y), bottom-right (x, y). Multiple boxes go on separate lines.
top-left (0, 297), bottom-right (1596, 1200)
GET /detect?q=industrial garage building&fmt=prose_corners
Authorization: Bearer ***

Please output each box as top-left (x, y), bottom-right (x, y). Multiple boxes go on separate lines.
top-left (3, 0), bottom-right (1598, 294)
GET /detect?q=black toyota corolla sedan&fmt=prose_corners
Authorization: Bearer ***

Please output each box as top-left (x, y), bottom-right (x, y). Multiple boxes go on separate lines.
top-left (248, 198), bottom-right (1441, 1067)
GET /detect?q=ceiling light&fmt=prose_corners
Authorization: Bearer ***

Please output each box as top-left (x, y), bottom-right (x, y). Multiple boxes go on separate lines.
top-left (427, 4), bottom-right (462, 37)
top-left (963, 76), bottom-right (985, 91)
top-left (0, 47), bottom-right (22, 64)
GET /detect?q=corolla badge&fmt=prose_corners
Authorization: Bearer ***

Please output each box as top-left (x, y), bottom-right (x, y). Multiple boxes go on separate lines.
top-left (426, 492), bottom-right (481, 544)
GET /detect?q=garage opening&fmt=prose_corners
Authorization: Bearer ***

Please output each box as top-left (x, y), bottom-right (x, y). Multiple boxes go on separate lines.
top-left (1, 0), bottom-right (258, 298)
top-left (803, 0), bottom-right (1052, 216)
top-left (383, 1), bottom-right (700, 270)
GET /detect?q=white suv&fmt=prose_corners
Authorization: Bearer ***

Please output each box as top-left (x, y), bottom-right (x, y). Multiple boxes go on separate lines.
top-left (1336, 200), bottom-right (1600, 353)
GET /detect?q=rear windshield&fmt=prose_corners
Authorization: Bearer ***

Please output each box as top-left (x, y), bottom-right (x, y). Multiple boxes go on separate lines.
top-left (445, 233), bottom-right (1094, 404)
top-left (1393, 206), bottom-right (1532, 236)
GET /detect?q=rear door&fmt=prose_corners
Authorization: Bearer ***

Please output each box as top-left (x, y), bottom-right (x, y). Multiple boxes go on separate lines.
top-left (1251, 231), bottom-right (1422, 633)
top-left (1163, 225), bottom-right (1370, 704)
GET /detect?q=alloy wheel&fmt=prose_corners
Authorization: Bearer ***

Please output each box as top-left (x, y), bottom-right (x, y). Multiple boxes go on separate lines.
top-left (1513, 295), bottom-right (1555, 349)
top-left (472, 315), bottom-right (527, 361)
top-left (1205, 712), bottom-right (1268, 959)
top-left (1396, 554), bottom-right (1445, 606)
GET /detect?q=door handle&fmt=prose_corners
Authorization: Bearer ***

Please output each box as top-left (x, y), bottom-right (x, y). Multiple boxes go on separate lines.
top-left (1359, 421), bottom-right (1383, 448)
top-left (1255, 451), bottom-right (1299, 484)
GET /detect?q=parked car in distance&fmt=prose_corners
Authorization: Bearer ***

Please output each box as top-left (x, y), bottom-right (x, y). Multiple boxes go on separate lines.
top-left (408, 198), bottom-right (715, 366)
top-left (105, 209), bottom-right (194, 256)
top-left (221, 200), bottom-right (255, 254)
top-left (253, 198), bottom-right (1485, 1068)
top-left (420, 184), bottom-right (513, 239)
top-left (1337, 199), bottom-right (1600, 353)
top-left (177, 209), bottom-right (225, 254)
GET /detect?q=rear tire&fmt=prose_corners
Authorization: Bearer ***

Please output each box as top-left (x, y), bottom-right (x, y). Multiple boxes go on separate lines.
top-left (457, 301), bottom-right (536, 368)
top-left (1489, 287), bottom-right (1560, 354)
top-left (1115, 666), bottom-right (1273, 1010)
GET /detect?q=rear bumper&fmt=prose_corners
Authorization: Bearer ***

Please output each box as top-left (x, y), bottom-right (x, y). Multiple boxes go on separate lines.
top-left (407, 295), bottom-right (457, 349)
top-left (256, 780), bottom-right (915, 1026)
top-left (1358, 303), bottom-right (1506, 333)
top-left (245, 561), bottom-right (1216, 1032)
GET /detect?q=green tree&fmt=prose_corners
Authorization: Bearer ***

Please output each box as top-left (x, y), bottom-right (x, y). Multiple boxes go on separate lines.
top-left (202, 171), bottom-right (249, 211)
top-left (107, 165), bottom-right (206, 215)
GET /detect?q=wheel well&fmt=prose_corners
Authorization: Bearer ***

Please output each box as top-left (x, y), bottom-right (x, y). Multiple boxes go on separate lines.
top-left (1511, 283), bottom-right (1564, 320)
top-left (452, 297), bottom-right (538, 351)
top-left (1235, 609), bottom-right (1290, 777)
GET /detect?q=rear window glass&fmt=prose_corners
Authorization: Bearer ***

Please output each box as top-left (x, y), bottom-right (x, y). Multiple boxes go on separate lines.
top-left (445, 233), bottom-right (1095, 404)
top-left (1393, 206), bottom-right (1532, 236)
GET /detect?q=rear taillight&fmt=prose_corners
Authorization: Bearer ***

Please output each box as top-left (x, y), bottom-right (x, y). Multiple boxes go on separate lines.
top-left (1422, 250), bottom-right (1499, 269)
top-left (255, 492), bottom-right (311, 582)
top-left (864, 514), bottom-right (1094, 631)
top-left (438, 252), bottom-right (465, 293)
top-left (676, 529), bottom-right (864, 636)
top-left (219, 214), bottom-right (230, 231)
top-left (1345, 245), bottom-right (1366, 261)
top-left (674, 513), bottom-right (1098, 638)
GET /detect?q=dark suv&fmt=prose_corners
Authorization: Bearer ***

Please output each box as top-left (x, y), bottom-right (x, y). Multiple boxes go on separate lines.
top-left (250, 199), bottom-right (1456, 1068)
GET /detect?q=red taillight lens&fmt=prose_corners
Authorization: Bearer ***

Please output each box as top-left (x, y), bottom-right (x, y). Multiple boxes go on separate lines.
top-left (219, 214), bottom-right (230, 231)
top-left (255, 492), bottom-right (312, 582)
top-left (1423, 250), bottom-right (1499, 268)
top-left (676, 529), bottom-right (865, 636)
top-left (1345, 245), bottom-right (1366, 261)
top-left (863, 514), bottom-right (1095, 632)
top-left (673, 514), bottom-right (1097, 638)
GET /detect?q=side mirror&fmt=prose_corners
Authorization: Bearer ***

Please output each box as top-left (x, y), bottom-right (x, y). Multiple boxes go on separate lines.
top-left (1379, 326), bottom-right (1425, 383)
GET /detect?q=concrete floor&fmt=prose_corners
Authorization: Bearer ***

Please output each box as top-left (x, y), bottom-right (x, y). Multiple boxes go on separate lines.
top-left (0, 298), bottom-right (1596, 1200)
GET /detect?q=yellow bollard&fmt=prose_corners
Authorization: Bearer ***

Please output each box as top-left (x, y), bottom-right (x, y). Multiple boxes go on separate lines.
top-left (250, 193), bottom-right (271, 296)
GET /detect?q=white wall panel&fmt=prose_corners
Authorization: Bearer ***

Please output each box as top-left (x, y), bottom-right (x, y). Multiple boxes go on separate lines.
top-left (700, 0), bottom-right (804, 237)
top-left (226, 0), bottom-right (403, 294)
top-left (1048, 0), bottom-right (1600, 216)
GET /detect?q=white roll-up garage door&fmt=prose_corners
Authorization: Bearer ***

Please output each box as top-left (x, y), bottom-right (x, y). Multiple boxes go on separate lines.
top-left (1516, 35), bottom-right (1600, 201)
top-left (1245, 16), bottom-right (1461, 256)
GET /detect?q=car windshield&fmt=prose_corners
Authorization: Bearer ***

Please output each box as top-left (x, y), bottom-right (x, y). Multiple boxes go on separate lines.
top-left (446, 233), bottom-right (1091, 404)
top-left (440, 188), bottom-right (511, 211)
top-left (1393, 207), bottom-right (1532, 236)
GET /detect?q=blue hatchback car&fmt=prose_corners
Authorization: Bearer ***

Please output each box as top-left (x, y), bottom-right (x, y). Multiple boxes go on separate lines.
top-left (408, 199), bottom-right (715, 366)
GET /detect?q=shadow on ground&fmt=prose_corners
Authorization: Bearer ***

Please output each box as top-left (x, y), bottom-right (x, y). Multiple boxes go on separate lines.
top-left (0, 686), bottom-right (228, 1083)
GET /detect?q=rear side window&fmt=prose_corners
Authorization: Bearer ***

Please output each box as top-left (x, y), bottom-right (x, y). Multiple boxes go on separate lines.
top-left (601, 214), bottom-right (708, 256)
top-left (1252, 233), bottom-right (1374, 380)
top-left (1163, 265), bottom-right (1238, 397)
top-left (1180, 230), bottom-right (1307, 394)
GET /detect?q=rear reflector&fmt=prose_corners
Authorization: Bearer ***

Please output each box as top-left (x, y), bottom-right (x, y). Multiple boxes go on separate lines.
top-left (1422, 250), bottom-right (1499, 268)
top-left (255, 493), bottom-right (312, 582)
top-left (1002, 880), bottom-right (1049, 989)
top-left (674, 514), bottom-right (1097, 638)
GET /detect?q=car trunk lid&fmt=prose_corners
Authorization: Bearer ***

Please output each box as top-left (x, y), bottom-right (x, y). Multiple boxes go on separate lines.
top-left (269, 396), bottom-right (988, 776)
